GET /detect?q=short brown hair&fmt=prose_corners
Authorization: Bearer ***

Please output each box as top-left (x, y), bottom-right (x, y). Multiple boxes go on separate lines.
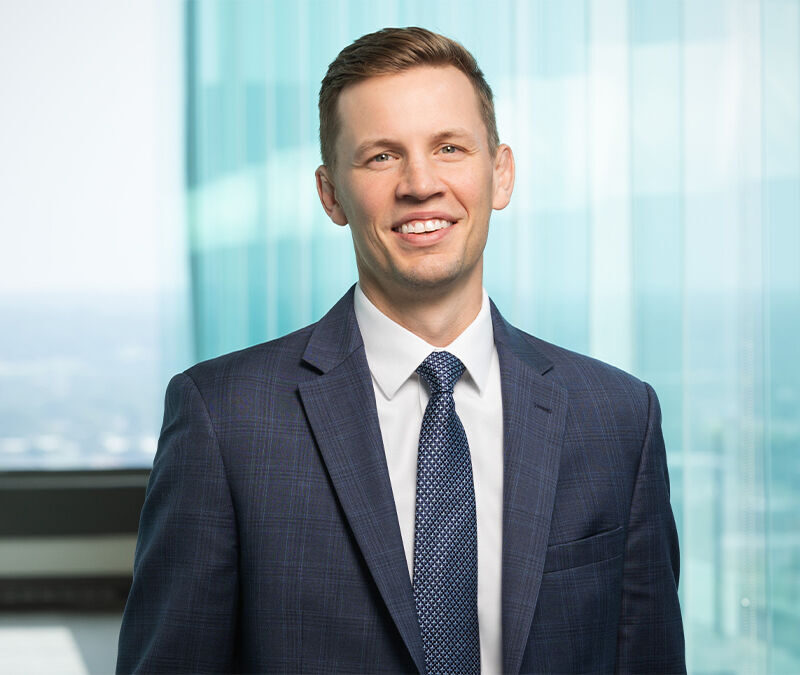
top-left (318, 27), bottom-right (499, 167)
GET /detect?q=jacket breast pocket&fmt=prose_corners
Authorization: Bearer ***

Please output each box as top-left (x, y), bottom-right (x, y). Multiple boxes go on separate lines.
top-left (543, 525), bottom-right (624, 574)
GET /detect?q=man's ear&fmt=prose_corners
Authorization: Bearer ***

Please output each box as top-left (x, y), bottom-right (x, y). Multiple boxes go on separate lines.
top-left (491, 144), bottom-right (515, 211)
top-left (316, 166), bottom-right (348, 226)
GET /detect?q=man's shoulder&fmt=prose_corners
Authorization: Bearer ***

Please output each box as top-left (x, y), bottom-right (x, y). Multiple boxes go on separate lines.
top-left (181, 321), bottom-right (320, 394)
top-left (531, 330), bottom-right (643, 384)
top-left (500, 319), bottom-right (652, 411)
top-left (172, 286), bottom-right (361, 405)
top-left (503, 323), bottom-right (657, 444)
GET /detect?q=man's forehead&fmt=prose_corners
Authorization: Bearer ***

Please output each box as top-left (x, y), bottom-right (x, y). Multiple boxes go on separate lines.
top-left (337, 64), bottom-right (474, 106)
top-left (334, 65), bottom-right (486, 149)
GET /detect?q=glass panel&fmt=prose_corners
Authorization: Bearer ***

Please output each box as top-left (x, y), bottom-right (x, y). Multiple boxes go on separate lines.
top-left (185, 2), bottom-right (800, 671)
top-left (763, 2), bottom-right (800, 671)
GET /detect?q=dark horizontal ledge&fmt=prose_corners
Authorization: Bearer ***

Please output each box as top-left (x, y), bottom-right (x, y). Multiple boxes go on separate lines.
top-left (0, 575), bottom-right (131, 611)
top-left (0, 469), bottom-right (149, 537)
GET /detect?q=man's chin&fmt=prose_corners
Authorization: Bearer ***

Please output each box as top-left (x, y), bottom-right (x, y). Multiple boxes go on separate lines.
top-left (388, 268), bottom-right (483, 302)
top-left (358, 258), bottom-right (482, 307)
top-left (396, 268), bottom-right (465, 291)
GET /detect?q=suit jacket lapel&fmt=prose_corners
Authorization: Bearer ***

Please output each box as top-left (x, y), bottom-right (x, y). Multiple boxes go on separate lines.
top-left (491, 304), bottom-right (568, 675)
top-left (298, 288), bottom-right (426, 674)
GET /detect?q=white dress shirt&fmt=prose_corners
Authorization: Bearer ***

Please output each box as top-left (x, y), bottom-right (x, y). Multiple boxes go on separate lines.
top-left (353, 284), bottom-right (504, 675)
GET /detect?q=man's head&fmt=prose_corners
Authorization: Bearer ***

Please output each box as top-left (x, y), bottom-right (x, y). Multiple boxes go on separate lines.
top-left (319, 27), bottom-right (499, 168)
top-left (315, 28), bottom-right (514, 327)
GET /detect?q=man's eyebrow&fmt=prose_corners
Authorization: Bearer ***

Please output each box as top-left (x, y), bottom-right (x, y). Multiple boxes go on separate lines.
top-left (430, 128), bottom-right (475, 143)
top-left (353, 138), bottom-right (398, 159)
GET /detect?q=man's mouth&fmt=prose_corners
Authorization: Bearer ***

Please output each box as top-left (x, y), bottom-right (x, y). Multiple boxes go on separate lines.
top-left (393, 219), bottom-right (455, 235)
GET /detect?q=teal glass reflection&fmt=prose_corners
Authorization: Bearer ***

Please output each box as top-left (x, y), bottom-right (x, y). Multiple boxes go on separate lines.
top-left (185, 1), bottom-right (800, 672)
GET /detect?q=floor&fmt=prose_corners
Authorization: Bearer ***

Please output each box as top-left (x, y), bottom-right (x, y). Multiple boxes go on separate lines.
top-left (0, 612), bottom-right (122, 674)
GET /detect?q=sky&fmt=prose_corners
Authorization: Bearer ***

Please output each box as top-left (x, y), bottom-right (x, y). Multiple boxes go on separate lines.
top-left (0, 1), bottom-right (184, 296)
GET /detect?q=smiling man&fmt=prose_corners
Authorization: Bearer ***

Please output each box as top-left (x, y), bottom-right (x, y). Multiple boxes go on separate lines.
top-left (118, 27), bottom-right (685, 675)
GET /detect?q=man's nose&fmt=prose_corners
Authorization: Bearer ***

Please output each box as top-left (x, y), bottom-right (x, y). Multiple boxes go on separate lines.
top-left (396, 156), bottom-right (445, 201)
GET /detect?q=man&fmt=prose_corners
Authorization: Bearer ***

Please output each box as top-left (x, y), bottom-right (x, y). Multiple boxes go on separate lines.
top-left (118, 27), bottom-right (685, 674)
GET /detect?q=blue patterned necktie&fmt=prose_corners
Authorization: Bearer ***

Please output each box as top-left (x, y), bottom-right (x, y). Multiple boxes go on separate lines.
top-left (413, 351), bottom-right (480, 675)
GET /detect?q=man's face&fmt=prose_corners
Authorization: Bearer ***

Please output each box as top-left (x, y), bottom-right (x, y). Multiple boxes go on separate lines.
top-left (316, 65), bottom-right (514, 310)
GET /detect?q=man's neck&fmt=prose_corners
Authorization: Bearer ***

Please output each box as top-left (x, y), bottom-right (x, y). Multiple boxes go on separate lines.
top-left (358, 279), bottom-right (483, 348)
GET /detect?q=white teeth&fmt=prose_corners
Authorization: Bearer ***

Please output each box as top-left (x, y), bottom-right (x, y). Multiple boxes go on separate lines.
top-left (398, 219), bottom-right (453, 234)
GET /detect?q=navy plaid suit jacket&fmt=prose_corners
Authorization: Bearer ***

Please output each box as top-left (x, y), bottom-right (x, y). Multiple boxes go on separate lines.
top-left (117, 286), bottom-right (685, 674)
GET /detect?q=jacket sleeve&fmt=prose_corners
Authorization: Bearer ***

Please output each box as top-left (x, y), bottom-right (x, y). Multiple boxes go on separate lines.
top-left (615, 382), bottom-right (686, 674)
top-left (117, 373), bottom-right (239, 674)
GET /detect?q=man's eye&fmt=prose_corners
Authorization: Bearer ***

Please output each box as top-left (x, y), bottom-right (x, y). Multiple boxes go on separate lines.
top-left (440, 145), bottom-right (459, 154)
top-left (372, 153), bottom-right (392, 162)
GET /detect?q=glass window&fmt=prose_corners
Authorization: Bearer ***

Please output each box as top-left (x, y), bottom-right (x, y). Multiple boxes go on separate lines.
top-left (0, 1), bottom-right (190, 469)
top-left (183, 2), bottom-right (800, 672)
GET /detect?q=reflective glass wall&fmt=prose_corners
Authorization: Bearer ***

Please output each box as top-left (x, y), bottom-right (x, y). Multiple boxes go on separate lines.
top-left (186, 1), bottom-right (800, 672)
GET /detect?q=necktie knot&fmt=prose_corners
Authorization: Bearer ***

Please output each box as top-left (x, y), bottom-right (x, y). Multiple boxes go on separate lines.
top-left (416, 351), bottom-right (465, 395)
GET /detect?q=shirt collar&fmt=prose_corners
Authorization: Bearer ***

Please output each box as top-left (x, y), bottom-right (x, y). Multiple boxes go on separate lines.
top-left (353, 283), bottom-right (495, 400)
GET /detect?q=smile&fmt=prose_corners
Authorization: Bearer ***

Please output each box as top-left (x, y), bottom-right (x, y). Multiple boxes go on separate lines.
top-left (393, 219), bottom-right (455, 234)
